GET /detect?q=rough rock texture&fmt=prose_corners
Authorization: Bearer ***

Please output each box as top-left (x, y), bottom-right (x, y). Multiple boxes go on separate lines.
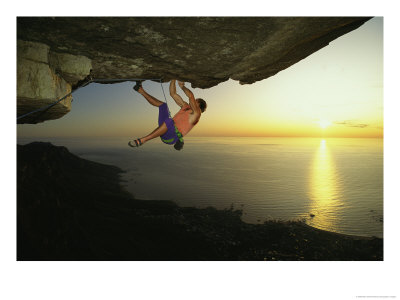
top-left (17, 17), bottom-right (372, 123)
top-left (17, 40), bottom-right (92, 123)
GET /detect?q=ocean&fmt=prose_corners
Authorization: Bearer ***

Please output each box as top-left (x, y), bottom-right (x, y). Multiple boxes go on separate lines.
top-left (17, 136), bottom-right (383, 238)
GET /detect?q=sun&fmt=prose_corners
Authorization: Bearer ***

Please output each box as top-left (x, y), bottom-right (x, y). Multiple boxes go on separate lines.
top-left (318, 120), bottom-right (332, 129)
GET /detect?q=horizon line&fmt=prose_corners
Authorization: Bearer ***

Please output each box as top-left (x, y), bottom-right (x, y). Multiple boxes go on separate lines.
top-left (17, 135), bottom-right (384, 139)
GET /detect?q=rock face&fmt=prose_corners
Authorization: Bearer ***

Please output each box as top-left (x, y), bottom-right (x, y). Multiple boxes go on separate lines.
top-left (17, 40), bottom-right (92, 123)
top-left (17, 17), bottom-right (372, 124)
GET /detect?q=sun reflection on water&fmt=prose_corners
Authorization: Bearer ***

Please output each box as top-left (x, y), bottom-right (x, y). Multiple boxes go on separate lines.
top-left (308, 139), bottom-right (343, 232)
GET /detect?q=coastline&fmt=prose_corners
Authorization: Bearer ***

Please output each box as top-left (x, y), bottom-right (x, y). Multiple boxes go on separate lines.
top-left (17, 142), bottom-right (383, 260)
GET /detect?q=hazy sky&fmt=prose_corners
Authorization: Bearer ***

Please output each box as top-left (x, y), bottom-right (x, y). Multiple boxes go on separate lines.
top-left (17, 17), bottom-right (383, 139)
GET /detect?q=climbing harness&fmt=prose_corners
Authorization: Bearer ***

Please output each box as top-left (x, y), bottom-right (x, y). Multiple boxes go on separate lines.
top-left (160, 126), bottom-right (183, 144)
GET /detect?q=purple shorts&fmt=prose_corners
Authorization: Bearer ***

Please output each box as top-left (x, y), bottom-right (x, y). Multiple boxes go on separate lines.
top-left (159, 103), bottom-right (178, 145)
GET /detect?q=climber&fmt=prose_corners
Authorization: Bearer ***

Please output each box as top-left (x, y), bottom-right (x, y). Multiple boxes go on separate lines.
top-left (129, 79), bottom-right (207, 150)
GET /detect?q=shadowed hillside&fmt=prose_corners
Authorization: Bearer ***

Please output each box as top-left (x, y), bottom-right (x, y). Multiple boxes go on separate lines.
top-left (17, 142), bottom-right (383, 260)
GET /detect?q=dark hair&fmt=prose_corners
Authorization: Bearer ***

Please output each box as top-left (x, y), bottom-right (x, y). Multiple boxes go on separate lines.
top-left (196, 98), bottom-right (207, 113)
top-left (174, 139), bottom-right (184, 151)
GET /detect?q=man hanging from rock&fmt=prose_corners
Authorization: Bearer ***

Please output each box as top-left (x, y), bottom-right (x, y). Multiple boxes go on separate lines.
top-left (129, 80), bottom-right (207, 150)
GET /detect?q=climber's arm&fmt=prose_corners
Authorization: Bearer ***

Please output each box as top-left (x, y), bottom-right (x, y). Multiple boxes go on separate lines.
top-left (178, 81), bottom-right (201, 116)
top-left (169, 80), bottom-right (187, 108)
